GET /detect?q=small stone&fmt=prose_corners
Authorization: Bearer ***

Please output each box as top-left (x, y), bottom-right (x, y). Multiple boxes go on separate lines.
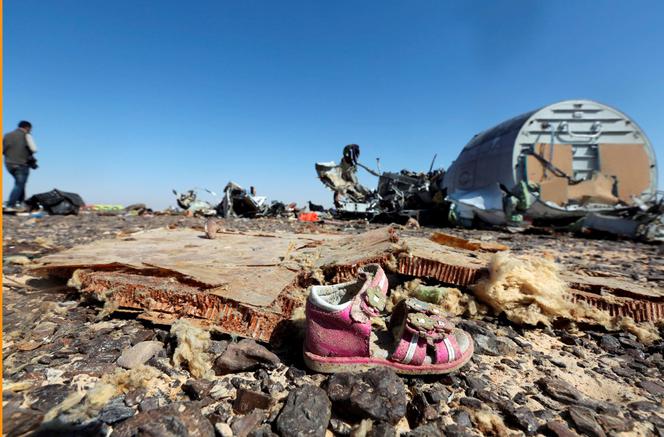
top-left (473, 334), bottom-right (500, 356)
top-left (99, 403), bottom-right (135, 424)
top-left (403, 420), bottom-right (445, 437)
top-left (286, 366), bottom-right (306, 381)
top-left (116, 341), bottom-right (163, 369)
top-left (28, 384), bottom-right (72, 413)
top-left (424, 384), bottom-right (451, 405)
top-left (233, 388), bottom-right (273, 414)
top-left (209, 340), bottom-right (229, 357)
top-left (124, 388), bottom-right (147, 407)
top-left (232, 409), bottom-right (266, 437)
top-left (464, 375), bottom-right (488, 394)
top-left (599, 335), bottom-right (622, 354)
top-left (459, 397), bottom-right (482, 409)
top-left (536, 377), bottom-right (583, 404)
top-left (638, 380), bottom-right (664, 397)
top-left (138, 397), bottom-right (160, 412)
top-left (181, 379), bottom-right (214, 401)
top-left (547, 420), bottom-right (580, 437)
top-left (569, 406), bottom-right (606, 437)
top-left (560, 333), bottom-right (579, 346)
top-left (596, 414), bottom-right (631, 433)
top-left (111, 402), bottom-right (215, 437)
top-left (276, 384), bottom-right (331, 437)
top-left (452, 409), bottom-right (473, 428)
top-left (214, 339), bottom-right (280, 375)
top-left (500, 403), bottom-right (539, 435)
top-left (627, 400), bottom-right (659, 412)
top-left (215, 422), bottom-right (233, 437)
top-left (407, 390), bottom-right (439, 427)
top-left (327, 368), bottom-right (407, 424)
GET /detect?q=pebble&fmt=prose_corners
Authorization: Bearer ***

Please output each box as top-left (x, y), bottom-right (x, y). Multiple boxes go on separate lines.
top-left (327, 368), bottom-right (407, 424)
top-left (214, 339), bottom-right (280, 375)
top-left (276, 384), bottom-right (331, 437)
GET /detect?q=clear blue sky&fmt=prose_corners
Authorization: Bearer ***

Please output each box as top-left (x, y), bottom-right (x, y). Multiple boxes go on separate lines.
top-left (4, 1), bottom-right (664, 208)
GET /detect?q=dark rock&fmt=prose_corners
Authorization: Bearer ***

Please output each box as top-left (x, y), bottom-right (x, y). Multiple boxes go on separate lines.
top-left (638, 380), bottom-right (664, 397)
top-left (182, 379), bottom-right (214, 400)
top-left (33, 420), bottom-right (112, 437)
top-left (2, 404), bottom-right (43, 437)
top-left (536, 377), bottom-right (583, 404)
top-left (407, 390), bottom-right (439, 427)
top-left (500, 358), bottom-right (520, 369)
top-left (99, 402), bottom-right (135, 424)
top-left (424, 383), bottom-right (451, 405)
top-left (232, 409), bottom-right (267, 437)
top-left (513, 392), bottom-right (528, 405)
top-left (568, 406), bottom-right (606, 437)
top-left (124, 388), bottom-right (147, 407)
top-left (500, 402), bottom-right (539, 435)
top-left (138, 397), bottom-right (160, 412)
top-left (560, 333), bottom-right (580, 346)
top-left (533, 394), bottom-right (563, 411)
top-left (214, 339), bottom-right (280, 375)
top-left (596, 414), bottom-right (631, 433)
top-left (111, 402), bottom-right (214, 437)
top-left (547, 420), bottom-right (580, 437)
top-left (534, 409), bottom-right (556, 422)
top-left (28, 384), bottom-right (73, 413)
top-left (464, 375), bottom-right (488, 394)
top-left (550, 358), bottom-right (567, 369)
top-left (612, 366), bottom-right (637, 379)
top-left (443, 424), bottom-right (475, 437)
top-left (403, 420), bottom-right (445, 437)
top-left (206, 403), bottom-right (232, 425)
top-left (276, 384), bottom-right (331, 437)
top-left (599, 335), bottom-right (622, 354)
top-left (369, 421), bottom-right (397, 437)
top-left (456, 320), bottom-right (492, 337)
top-left (452, 409), bottom-right (473, 428)
top-left (209, 339), bottom-right (229, 357)
top-left (286, 366), bottom-right (306, 381)
top-left (475, 389), bottom-right (505, 405)
top-left (327, 368), bottom-right (407, 424)
top-left (459, 397), bottom-right (482, 409)
top-left (627, 400), bottom-right (659, 412)
top-left (233, 388), bottom-right (273, 414)
top-left (473, 334), bottom-right (500, 356)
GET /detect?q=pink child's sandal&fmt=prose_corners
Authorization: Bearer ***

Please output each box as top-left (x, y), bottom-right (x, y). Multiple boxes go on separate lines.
top-left (303, 264), bottom-right (474, 375)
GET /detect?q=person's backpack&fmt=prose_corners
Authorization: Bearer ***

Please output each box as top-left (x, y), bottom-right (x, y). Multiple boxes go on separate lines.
top-left (25, 189), bottom-right (85, 215)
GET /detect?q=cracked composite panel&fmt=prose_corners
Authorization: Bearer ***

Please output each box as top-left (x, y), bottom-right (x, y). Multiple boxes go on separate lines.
top-left (31, 227), bottom-right (664, 341)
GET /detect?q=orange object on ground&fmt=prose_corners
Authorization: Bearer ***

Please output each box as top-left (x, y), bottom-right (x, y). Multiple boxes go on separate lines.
top-left (298, 212), bottom-right (319, 222)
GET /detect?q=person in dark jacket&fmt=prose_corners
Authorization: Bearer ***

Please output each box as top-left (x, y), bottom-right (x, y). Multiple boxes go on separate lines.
top-left (3, 120), bottom-right (38, 209)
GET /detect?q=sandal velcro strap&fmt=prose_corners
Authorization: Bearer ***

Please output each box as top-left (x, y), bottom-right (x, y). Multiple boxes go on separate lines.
top-left (363, 286), bottom-right (387, 312)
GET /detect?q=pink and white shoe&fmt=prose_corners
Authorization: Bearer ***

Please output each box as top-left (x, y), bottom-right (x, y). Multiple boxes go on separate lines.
top-left (303, 264), bottom-right (474, 375)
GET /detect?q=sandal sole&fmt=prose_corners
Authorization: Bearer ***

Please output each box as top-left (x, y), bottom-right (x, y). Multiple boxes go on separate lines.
top-left (303, 342), bottom-right (474, 375)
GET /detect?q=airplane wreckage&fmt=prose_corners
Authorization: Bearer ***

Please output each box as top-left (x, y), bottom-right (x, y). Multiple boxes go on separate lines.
top-left (316, 99), bottom-right (663, 241)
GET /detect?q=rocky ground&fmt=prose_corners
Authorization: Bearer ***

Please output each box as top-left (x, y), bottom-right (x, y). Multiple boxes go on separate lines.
top-left (2, 213), bottom-right (664, 437)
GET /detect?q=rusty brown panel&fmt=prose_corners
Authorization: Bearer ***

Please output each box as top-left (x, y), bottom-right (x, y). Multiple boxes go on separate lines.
top-left (526, 144), bottom-right (573, 184)
top-left (598, 143), bottom-right (652, 202)
top-left (76, 270), bottom-right (296, 342)
top-left (396, 255), bottom-right (486, 286)
top-left (569, 289), bottom-right (664, 323)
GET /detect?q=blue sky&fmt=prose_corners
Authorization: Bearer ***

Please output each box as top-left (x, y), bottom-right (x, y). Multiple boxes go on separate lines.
top-left (4, 1), bottom-right (664, 208)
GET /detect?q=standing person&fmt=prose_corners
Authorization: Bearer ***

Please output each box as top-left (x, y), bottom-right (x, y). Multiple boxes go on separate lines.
top-left (3, 120), bottom-right (38, 210)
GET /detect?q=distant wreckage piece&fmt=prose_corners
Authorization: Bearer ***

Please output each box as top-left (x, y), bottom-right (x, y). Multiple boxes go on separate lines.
top-left (31, 227), bottom-right (664, 341)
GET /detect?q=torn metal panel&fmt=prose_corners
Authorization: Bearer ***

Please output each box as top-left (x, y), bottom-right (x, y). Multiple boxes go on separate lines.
top-left (31, 226), bottom-right (664, 341)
